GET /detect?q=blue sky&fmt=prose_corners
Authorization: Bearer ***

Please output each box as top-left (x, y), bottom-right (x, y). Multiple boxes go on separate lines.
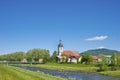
top-left (0, 0), bottom-right (120, 55)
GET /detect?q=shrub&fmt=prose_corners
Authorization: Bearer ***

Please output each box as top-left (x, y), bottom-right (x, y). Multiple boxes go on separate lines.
top-left (98, 63), bottom-right (108, 71)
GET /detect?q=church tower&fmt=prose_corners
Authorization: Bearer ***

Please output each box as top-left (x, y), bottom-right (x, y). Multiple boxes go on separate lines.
top-left (58, 40), bottom-right (63, 56)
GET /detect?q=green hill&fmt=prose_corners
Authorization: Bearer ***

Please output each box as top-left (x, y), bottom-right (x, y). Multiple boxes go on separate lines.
top-left (81, 48), bottom-right (120, 56)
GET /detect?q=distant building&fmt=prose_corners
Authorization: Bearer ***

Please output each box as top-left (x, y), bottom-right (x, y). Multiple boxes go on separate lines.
top-left (101, 55), bottom-right (112, 64)
top-left (57, 40), bottom-right (80, 63)
top-left (20, 58), bottom-right (27, 62)
top-left (38, 58), bottom-right (43, 63)
top-left (92, 56), bottom-right (99, 63)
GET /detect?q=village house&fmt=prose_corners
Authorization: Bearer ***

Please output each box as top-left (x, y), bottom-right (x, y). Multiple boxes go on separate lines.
top-left (20, 58), bottom-right (27, 62)
top-left (56, 40), bottom-right (81, 63)
top-left (91, 56), bottom-right (99, 63)
top-left (91, 55), bottom-right (112, 64)
top-left (99, 55), bottom-right (112, 64)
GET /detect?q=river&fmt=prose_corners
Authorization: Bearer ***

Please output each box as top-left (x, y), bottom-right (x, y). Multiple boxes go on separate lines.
top-left (17, 66), bottom-right (120, 80)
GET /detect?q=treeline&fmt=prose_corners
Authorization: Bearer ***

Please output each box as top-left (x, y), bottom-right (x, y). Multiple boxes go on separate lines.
top-left (76, 53), bottom-right (120, 71)
top-left (0, 48), bottom-right (51, 63)
top-left (97, 53), bottom-right (120, 71)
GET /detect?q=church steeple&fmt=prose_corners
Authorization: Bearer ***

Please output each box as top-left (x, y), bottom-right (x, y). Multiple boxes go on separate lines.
top-left (58, 40), bottom-right (63, 47)
top-left (58, 40), bottom-right (64, 56)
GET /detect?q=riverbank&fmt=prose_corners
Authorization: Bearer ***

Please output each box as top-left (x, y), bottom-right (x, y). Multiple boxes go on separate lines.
top-left (0, 64), bottom-right (68, 80)
top-left (14, 63), bottom-right (120, 77)
top-left (99, 70), bottom-right (120, 76)
top-left (15, 63), bottom-right (98, 72)
top-left (34, 63), bottom-right (98, 72)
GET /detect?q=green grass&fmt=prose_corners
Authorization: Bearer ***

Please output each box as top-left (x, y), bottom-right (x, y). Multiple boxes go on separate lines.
top-left (0, 64), bottom-right (68, 80)
top-left (99, 70), bottom-right (120, 76)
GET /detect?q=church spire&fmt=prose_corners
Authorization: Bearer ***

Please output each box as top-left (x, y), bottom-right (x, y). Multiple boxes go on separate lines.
top-left (58, 40), bottom-right (63, 47)
top-left (58, 39), bottom-right (63, 56)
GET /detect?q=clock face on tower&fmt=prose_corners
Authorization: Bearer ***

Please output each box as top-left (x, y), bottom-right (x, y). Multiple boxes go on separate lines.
top-left (59, 47), bottom-right (63, 53)
top-left (60, 47), bottom-right (62, 50)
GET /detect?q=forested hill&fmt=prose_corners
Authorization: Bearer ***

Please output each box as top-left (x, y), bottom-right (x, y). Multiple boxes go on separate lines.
top-left (81, 48), bottom-right (120, 56)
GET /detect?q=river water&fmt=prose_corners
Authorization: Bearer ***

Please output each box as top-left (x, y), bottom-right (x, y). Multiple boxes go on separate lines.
top-left (17, 66), bottom-right (120, 80)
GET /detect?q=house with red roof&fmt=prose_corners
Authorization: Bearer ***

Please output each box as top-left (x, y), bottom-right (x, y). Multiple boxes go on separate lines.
top-left (56, 40), bottom-right (80, 63)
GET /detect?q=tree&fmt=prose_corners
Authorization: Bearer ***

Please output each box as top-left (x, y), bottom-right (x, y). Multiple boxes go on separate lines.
top-left (50, 51), bottom-right (58, 62)
top-left (26, 48), bottom-right (50, 63)
top-left (111, 53), bottom-right (120, 70)
top-left (12, 52), bottom-right (26, 61)
top-left (98, 55), bottom-right (108, 71)
top-left (81, 54), bottom-right (93, 64)
top-left (111, 54), bottom-right (117, 66)
top-left (116, 53), bottom-right (120, 67)
top-left (0, 52), bottom-right (25, 61)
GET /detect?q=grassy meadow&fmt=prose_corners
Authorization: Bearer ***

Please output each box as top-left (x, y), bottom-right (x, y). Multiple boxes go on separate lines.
top-left (99, 70), bottom-right (120, 76)
top-left (0, 64), bottom-right (68, 80)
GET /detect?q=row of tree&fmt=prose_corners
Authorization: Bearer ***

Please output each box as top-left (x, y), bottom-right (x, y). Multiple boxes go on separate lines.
top-left (0, 48), bottom-right (120, 70)
top-left (98, 53), bottom-right (120, 71)
top-left (0, 52), bottom-right (25, 61)
top-left (0, 48), bottom-right (50, 63)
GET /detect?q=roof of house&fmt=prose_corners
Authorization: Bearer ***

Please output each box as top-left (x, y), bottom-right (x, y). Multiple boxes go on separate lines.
top-left (92, 56), bottom-right (98, 60)
top-left (62, 50), bottom-right (80, 58)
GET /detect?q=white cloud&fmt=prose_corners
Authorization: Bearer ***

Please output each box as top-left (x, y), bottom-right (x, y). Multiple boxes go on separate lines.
top-left (98, 46), bottom-right (105, 49)
top-left (86, 36), bottom-right (108, 41)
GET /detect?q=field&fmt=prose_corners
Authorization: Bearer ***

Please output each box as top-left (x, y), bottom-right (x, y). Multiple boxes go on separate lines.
top-left (0, 64), bottom-right (68, 80)
top-left (99, 70), bottom-right (120, 76)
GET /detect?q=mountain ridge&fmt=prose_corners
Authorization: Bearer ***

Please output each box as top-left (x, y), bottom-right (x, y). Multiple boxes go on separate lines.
top-left (81, 48), bottom-right (120, 56)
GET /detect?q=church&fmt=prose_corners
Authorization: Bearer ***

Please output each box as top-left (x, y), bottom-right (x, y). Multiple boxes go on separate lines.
top-left (57, 40), bottom-right (80, 63)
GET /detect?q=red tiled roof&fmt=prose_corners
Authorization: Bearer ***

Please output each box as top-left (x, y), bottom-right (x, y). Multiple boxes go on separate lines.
top-left (92, 56), bottom-right (98, 60)
top-left (62, 50), bottom-right (80, 58)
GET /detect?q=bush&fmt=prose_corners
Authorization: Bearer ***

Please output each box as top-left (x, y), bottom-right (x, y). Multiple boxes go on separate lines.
top-left (98, 63), bottom-right (108, 71)
top-left (111, 65), bottom-right (120, 71)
